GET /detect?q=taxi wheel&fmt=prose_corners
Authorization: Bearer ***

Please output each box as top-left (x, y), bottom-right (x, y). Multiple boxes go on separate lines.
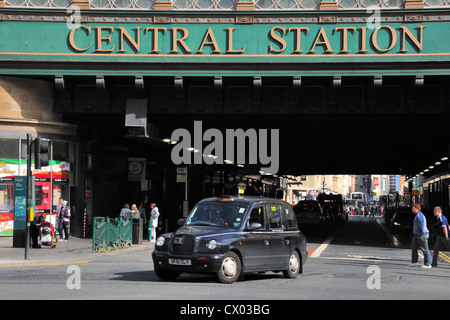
top-left (217, 252), bottom-right (241, 284)
top-left (154, 267), bottom-right (181, 281)
top-left (283, 251), bottom-right (300, 279)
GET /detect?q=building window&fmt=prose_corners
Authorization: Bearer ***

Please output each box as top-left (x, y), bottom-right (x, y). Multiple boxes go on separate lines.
top-left (255, 0), bottom-right (319, 9)
top-left (0, 139), bottom-right (19, 160)
top-left (90, 0), bottom-right (155, 9)
top-left (424, 0), bottom-right (450, 7)
top-left (336, 0), bottom-right (404, 9)
top-left (173, 0), bottom-right (236, 9)
top-left (5, 0), bottom-right (71, 7)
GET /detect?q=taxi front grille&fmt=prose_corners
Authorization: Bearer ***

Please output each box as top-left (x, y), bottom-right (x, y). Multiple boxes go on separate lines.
top-left (171, 236), bottom-right (195, 254)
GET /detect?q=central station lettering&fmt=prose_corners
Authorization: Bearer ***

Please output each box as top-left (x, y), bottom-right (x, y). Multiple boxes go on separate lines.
top-left (68, 24), bottom-right (426, 55)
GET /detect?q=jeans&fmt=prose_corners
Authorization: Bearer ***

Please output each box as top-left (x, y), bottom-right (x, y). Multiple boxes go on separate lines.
top-left (411, 234), bottom-right (431, 266)
top-left (58, 221), bottom-right (69, 241)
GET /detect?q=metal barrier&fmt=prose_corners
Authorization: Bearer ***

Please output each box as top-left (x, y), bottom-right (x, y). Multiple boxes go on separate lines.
top-left (92, 217), bottom-right (133, 252)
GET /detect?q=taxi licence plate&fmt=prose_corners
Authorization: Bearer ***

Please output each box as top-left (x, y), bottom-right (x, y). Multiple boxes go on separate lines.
top-left (169, 258), bottom-right (192, 266)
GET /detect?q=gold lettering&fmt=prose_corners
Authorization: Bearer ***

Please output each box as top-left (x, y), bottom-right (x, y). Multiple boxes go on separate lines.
top-left (145, 27), bottom-right (167, 53)
top-left (226, 27), bottom-right (246, 53)
top-left (334, 26), bottom-right (356, 53)
top-left (198, 27), bottom-right (222, 53)
top-left (68, 25), bottom-right (92, 52)
top-left (95, 26), bottom-right (115, 53)
top-left (170, 27), bottom-right (193, 54)
top-left (399, 25), bottom-right (425, 52)
top-left (371, 25), bottom-right (397, 52)
top-left (359, 26), bottom-right (368, 53)
top-left (269, 26), bottom-right (287, 53)
top-left (118, 27), bottom-right (141, 53)
top-left (288, 27), bottom-right (309, 53)
top-left (309, 27), bottom-right (334, 54)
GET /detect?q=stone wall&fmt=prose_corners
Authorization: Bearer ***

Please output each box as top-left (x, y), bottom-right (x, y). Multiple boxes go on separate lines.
top-left (0, 76), bottom-right (76, 138)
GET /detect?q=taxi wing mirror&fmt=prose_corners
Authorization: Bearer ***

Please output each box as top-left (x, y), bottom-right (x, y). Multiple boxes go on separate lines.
top-left (248, 222), bottom-right (262, 230)
top-left (178, 218), bottom-right (186, 226)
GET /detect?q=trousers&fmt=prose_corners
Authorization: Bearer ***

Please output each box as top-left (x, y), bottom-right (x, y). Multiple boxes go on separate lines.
top-left (411, 234), bottom-right (431, 266)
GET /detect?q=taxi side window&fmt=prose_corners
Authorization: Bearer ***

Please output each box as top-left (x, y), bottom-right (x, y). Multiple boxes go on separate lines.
top-left (268, 205), bottom-right (283, 229)
top-left (283, 204), bottom-right (297, 230)
top-left (248, 206), bottom-right (265, 230)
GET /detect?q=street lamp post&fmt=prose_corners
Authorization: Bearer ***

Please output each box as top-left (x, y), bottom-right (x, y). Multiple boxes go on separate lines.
top-left (24, 133), bottom-right (32, 260)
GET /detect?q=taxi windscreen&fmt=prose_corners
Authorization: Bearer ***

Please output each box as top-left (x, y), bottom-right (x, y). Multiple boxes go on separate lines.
top-left (186, 202), bottom-right (248, 228)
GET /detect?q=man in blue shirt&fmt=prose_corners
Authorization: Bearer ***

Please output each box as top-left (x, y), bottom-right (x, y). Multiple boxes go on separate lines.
top-left (431, 206), bottom-right (450, 267)
top-left (410, 204), bottom-right (432, 268)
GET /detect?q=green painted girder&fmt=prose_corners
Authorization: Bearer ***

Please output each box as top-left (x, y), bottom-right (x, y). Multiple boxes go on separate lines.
top-left (0, 8), bottom-right (450, 76)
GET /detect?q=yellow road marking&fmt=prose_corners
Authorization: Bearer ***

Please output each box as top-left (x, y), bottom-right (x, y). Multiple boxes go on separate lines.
top-left (439, 252), bottom-right (450, 264)
top-left (0, 260), bottom-right (92, 268)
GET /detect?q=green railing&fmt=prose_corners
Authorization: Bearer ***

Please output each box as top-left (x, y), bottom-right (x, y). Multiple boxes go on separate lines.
top-left (92, 217), bottom-right (133, 252)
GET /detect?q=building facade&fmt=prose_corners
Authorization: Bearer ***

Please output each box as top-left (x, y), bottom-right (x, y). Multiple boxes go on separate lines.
top-left (1, 0), bottom-right (450, 236)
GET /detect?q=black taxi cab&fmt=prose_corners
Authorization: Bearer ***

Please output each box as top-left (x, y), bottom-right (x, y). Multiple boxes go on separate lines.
top-left (152, 196), bottom-right (308, 284)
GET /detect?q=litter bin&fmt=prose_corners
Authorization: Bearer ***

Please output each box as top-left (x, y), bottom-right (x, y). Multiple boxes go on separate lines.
top-left (132, 218), bottom-right (143, 245)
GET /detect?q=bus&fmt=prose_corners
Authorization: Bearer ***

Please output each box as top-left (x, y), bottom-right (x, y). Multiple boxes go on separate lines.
top-left (346, 192), bottom-right (368, 208)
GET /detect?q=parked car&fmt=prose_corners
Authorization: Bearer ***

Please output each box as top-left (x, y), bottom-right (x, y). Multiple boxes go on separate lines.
top-left (152, 196), bottom-right (308, 284)
top-left (294, 200), bottom-right (327, 224)
top-left (389, 210), bottom-right (414, 233)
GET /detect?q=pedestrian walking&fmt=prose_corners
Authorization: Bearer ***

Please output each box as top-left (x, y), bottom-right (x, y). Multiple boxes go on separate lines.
top-left (55, 198), bottom-right (63, 237)
top-left (431, 206), bottom-right (450, 267)
top-left (150, 202), bottom-right (159, 242)
top-left (410, 204), bottom-right (432, 268)
top-left (58, 200), bottom-right (70, 242)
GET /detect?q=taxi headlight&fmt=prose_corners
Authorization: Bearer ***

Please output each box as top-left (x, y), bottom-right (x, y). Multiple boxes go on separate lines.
top-left (156, 237), bottom-right (165, 247)
top-left (207, 239), bottom-right (217, 250)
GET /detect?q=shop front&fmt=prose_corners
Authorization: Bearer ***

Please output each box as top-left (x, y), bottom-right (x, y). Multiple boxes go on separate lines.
top-left (0, 137), bottom-right (75, 236)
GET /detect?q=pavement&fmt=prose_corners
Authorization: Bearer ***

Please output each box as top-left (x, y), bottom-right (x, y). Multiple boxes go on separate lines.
top-left (0, 235), bottom-right (155, 267)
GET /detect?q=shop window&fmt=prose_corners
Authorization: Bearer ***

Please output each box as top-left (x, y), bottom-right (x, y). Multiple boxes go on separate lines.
top-left (0, 139), bottom-right (19, 160)
top-left (0, 178), bottom-right (14, 235)
top-left (52, 141), bottom-right (71, 215)
top-left (0, 179), bottom-right (14, 212)
top-left (53, 141), bottom-right (70, 162)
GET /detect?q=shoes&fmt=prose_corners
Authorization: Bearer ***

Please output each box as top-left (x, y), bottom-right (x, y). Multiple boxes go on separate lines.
top-left (410, 262), bottom-right (420, 267)
top-left (421, 265), bottom-right (432, 269)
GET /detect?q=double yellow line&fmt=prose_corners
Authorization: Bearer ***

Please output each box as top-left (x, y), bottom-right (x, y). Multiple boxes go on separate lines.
top-left (438, 252), bottom-right (450, 264)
